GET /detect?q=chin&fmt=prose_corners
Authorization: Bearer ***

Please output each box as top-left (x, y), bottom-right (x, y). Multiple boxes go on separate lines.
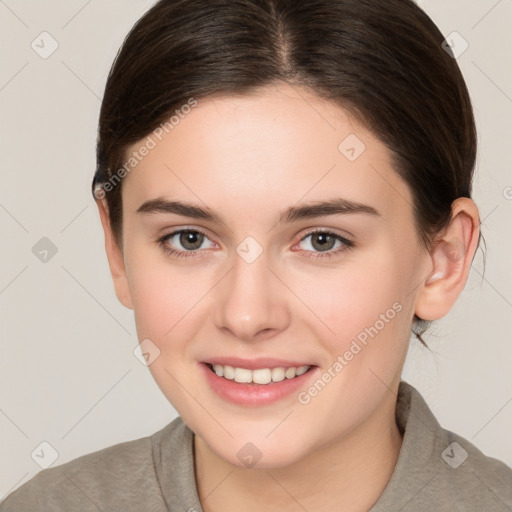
top-left (203, 431), bottom-right (313, 470)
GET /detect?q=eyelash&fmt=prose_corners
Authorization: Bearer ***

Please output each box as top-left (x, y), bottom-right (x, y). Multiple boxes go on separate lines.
top-left (156, 228), bottom-right (355, 260)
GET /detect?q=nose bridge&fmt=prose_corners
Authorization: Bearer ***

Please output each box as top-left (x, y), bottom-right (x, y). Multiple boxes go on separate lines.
top-left (214, 242), bottom-right (289, 340)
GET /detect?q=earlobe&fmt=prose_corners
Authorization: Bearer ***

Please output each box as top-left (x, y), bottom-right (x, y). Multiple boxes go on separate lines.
top-left (95, 197), bottom-right (134, 310)
top-left (415, 198), bottom-right (480, 321)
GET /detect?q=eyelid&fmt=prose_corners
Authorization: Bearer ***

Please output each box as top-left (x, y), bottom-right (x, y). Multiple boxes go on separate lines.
top-left (158, 226), bottom-right (217, 247)
top-left (296, 226), bottom-right (354, 242)
top-left (158, 225), bottom-right (217, 242)
top-left (292, 226), bottom-right (354, 248)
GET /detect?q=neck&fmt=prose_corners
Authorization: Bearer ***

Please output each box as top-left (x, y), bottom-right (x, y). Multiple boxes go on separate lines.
top-left (193, 388), bottom-right (403, 512)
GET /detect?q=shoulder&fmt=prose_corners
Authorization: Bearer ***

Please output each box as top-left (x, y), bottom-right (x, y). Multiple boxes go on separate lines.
top-left (431, 425), bottom-right (512, 510)
top-left (377, 381), bottom-right (512, 511)
top-left (0, 419), bottom-right (184, 512)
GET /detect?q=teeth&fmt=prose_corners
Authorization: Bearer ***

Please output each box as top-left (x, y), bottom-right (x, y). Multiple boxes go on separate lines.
top-left (252, 368), bottom-right (272, 384)
top-left (271, 367), bottom-right (285, 382)
top-left (296, 366), bottom-right (309, 376)
top-left (234, 368), bottom-right (252, 383)
top-left (285, 367), bottom-right (296, 379)
top-left (210, 364), bottom-right (311, 384)
top-left (222, 365), bottom-right (234, 379)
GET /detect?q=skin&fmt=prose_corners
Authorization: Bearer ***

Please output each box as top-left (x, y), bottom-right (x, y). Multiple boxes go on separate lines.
top-left (96, 82), bottom-right (480, 512)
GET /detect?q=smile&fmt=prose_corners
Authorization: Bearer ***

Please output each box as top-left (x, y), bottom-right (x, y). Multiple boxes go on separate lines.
top-left (200, 361), bottom-right (318, 406)
top-left (207, 363), bottom-right (311, 385)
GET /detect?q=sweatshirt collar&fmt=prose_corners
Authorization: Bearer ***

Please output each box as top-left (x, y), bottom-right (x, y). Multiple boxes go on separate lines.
top-left (153, 380), bottom-right (441, 511)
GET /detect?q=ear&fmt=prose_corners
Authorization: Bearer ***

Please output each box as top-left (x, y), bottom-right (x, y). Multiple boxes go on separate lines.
top-left (95, 195), bottom-right (133, 310)
top-left (415, 197), bottom-right (480, 321)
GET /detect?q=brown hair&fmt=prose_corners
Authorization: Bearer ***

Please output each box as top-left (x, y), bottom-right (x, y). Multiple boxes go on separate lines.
top-left (91, 0), bottom-right (480, 347)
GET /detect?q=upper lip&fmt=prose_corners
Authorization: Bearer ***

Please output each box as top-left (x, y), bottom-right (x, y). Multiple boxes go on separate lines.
top-left (203, 357), bottom-right (314, 370)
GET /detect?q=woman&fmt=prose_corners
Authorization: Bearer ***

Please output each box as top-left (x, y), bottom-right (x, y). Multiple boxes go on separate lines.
top-left (2, 0), bottom-right (511, 510)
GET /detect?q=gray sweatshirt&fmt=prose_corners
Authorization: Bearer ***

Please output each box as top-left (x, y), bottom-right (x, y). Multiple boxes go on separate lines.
top-left (1, 380), bottom-right (511, 511)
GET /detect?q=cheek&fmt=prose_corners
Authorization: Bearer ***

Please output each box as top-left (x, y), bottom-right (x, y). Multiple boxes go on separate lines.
top-left (125, 257), bottom-right (212, 408)
top-left (296, 254), bottom-right (407, 340)
top-left (125, 248), bottom-right (209, 342)
top-left (291, 258), bottom-right (412, 419)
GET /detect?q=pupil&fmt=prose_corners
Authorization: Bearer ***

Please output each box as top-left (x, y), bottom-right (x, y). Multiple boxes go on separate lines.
top-left (313, 233), bottom-right (334, 251)
top-left (181, 231), bottom-right (203, 250)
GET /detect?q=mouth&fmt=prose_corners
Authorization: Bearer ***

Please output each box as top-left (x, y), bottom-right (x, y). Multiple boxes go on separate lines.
top-left (205, 362), bottom-right (313, 385)
top-left (200, 360), bottom-right (318, 406)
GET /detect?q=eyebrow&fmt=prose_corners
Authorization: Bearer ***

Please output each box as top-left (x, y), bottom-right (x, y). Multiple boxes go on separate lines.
top-left (136, 197), bottom-right (380, 224)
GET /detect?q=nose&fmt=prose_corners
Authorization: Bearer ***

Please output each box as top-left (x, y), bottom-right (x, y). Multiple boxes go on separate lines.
top-left (213, 248), bottom-right (291, 342)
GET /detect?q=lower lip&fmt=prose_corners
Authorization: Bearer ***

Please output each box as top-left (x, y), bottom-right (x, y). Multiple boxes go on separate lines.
top-left (199, 362), bottom-right (317, 406)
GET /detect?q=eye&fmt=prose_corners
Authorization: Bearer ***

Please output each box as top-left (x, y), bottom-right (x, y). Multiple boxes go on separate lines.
top-left (157, 228), bottom-right (355, 260)
top-left (157, 228), bottom-right (216, 258)
top-left (297, 230), bottom-right (354, 259)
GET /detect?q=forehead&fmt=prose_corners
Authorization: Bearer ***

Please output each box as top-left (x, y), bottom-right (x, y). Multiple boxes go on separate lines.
top-left (121, 83), bottom-right (413, 223)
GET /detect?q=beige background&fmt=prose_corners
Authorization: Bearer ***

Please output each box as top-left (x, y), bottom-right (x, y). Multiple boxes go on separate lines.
top-left (1, 0), bottom-right (511, 499)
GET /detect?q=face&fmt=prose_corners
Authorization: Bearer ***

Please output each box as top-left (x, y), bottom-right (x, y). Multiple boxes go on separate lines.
top-left (112, 82), bottom-right (432, 468)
